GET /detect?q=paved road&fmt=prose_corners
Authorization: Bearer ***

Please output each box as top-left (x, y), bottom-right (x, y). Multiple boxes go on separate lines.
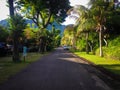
top-left (0, 47), bottom-right (113, 90)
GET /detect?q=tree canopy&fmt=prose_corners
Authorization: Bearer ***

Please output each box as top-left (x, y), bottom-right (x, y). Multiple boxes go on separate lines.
top-left (62, 0), bottom-right (120, 57)
top-left (17, 0), bottom-right (71, 28)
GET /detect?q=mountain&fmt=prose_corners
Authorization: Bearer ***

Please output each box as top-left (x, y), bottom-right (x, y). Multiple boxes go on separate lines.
top-left (0, 19), bottom-right (35, 28)
top-left (0, 19), bottom-right (8, 27)
top-left (47, 22), bottom-right (66, 34)
top-left (0, 19), bottom-right (66, 34)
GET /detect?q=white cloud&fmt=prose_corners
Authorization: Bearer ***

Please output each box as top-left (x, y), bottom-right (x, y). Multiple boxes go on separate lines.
top-left (69, 0), bottom-right (89, 7)
top-left (62, 16), bottom-right (77, 25)
top-left (62, 0), bottom-right (90, 26)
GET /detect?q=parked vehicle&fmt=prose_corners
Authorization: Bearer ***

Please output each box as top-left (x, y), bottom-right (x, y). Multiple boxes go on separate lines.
top-left (63, 45), bottom-right (71, 50)
top-left (0, 42), bottom-right (7, 56)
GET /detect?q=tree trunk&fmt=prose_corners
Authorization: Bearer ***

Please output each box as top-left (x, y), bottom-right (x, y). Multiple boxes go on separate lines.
top-left (99, 27), bottom-right (103, 57)
top-left (39, 36), bottom-right (46, 54)
top-left (8, 0), bottom-right (20, 62)
top-left (12, 31), bottom-right (20, 62)
top-left (103, 38), bottom-right (108, 47)
top-left (86, 32), bottom-right (89, 54)
top-left (88, 42), bottom-right (93, 52)
top-left (72, 32), bottom-right (76, 50)
top-left (8, 0), bottom-right (14, 16)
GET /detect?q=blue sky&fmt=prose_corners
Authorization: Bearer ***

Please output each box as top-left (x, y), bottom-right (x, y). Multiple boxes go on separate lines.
top-left (0, 0), bottom-right (89, 25)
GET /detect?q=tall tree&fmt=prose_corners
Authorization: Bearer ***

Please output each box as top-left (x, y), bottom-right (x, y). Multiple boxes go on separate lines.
top-left (89, 0), bottom-right (109, 57)
top-left (68, 5), bottom-right (96, 53)
top-left (17, 0), bottom-right (70, 53)
top-left (8, 14), bottom-right (27, 62)
top-left (106, 0), bottom-right (120, 35)
top-left (8, 0), bottom-right (27, 62)
top-left (8, 0), bottom-right (14, 16)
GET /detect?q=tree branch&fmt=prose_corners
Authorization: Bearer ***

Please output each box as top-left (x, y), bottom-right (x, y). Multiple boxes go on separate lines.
top-left (39, 11), bottom-right (45, 28)
top-left (44, 12), bottom-right (52, 28)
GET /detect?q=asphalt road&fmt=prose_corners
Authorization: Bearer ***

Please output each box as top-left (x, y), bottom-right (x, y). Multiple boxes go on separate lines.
top-left (0, 47), bottom-right (113, 90)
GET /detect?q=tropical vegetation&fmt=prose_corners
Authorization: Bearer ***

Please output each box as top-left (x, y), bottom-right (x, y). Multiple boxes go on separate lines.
top-left (0, 0), bottom-right (70, 62)
top-left (61, 0), bottom-right (120, 60)
top-left (0, 0), bottom-right (120, 78)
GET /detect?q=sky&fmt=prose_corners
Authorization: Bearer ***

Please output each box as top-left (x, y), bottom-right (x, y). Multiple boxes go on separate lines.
top-left (70, 0), bottom-right (89, 7)
top-left (63, 0), bottom-right (90, 25)
top-left (0, 0), bottom-right (9, 20)
top-left (0, 0), bottom-right (89, 25)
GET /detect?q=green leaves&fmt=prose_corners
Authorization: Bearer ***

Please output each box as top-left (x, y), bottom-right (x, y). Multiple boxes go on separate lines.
top-left (8, 14), bottom-right (27, 36)
top-left (17, 0), bottom-right (70, 28)
top-left (0, 26), bottom-right (9, 42)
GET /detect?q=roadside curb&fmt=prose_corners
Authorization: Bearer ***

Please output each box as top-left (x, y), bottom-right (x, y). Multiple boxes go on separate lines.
top-left (73, 53), bottom-right (120, 82)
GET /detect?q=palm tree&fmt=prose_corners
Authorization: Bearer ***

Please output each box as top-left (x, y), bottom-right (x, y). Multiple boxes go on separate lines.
top-left (67, 5), bottom-right (96, 53)
top-left (89, 0), bottom-right (108, 57)
top-left (74, 5), bottom-right (95, 54)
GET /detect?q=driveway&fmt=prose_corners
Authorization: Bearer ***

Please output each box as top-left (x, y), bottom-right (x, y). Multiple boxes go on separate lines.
top-left (0, 47), bottom-right (114, 90)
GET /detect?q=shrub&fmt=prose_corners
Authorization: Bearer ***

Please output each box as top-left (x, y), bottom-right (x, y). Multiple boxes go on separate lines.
top-left (109, 48), bottom-right (120, 60)
top-left (96, 36), bottom-right (120, 60)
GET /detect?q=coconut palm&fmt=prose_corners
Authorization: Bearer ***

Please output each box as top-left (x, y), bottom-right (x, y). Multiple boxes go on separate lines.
top-left (89, 0), bottom-right (109, 57)
top-left (74, 5), bottom-right (96, 54)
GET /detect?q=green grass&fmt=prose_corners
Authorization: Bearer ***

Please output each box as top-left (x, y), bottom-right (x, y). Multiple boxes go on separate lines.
top-left (0, 53), bottom-right (45, 84)
top-left (74, 52), bottom-right (120, 75)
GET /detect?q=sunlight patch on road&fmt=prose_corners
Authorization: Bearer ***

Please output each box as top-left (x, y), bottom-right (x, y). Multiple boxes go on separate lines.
top-left (59, 57), bottom-right (81, 64)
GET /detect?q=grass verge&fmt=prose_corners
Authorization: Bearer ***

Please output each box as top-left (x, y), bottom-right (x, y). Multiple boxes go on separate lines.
top-left (74, 52), bottom-right (120, 75)
top-left (0, 53), bottom-right (45, 84)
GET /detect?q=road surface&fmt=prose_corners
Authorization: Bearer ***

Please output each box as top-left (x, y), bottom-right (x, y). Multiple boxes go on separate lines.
top-left (0, 47), bottom-right (114, 90)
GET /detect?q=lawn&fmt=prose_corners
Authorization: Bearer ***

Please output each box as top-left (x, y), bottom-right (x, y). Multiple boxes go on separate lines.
top-left (0, 53), bottom-right (44, 84)
top-left (74, 52), bottom-right (120, 75)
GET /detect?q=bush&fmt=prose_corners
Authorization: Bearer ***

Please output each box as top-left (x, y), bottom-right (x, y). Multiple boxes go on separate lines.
top-left (109, 36), bottom-right (120, 46)
top-left (109, 48), bottom-right (120, 60)
top-left (95, 47), bottom-right (108, 57)
top-left (76, 39), bottom-right (86, 51)
top-left (96, 36), bottom-right (120, 60)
